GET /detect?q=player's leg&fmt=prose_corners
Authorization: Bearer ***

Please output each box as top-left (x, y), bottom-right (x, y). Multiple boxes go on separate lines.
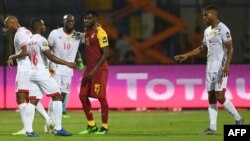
top-left (45, 100), bottom-right (55, 134)
top-left (215, 75), bottom-right (244, 125)
top-left (35, 89), bottom-right (54, 128)
top-left (52, 74), bottom-right (72, 118)
top-left (25, 97), bottom-right (40, 137)
top-left (47, 100), bottom-right (54, 122)
top-left (79, 78), bottom-right (97, 134)
top-left (25, 81), bottom-right (41, 137)
top-left (40, 77), bottom-right (72, 136)
top-left (12, 72), bottom-right (29, 135)
top-left (12, 92), bottom-right (28, 135)
top-left (203, 72), bottom-right (217, 135)
top-left (51, 94), bottom-right (63, 132)
top-left (95, 69), bottom-right (109, 135)
top-left (61, 76), bottom-right (72, 118)
top-left (79, 96), bottom-right (97, 134)
top-left (61, 92), bottom-right (68, 115)
top-left (50, 94), bottom-right (72, 136)
top-left (36, 102), bottom-right (50, 121)
top-left (34, 93), bottom-right (54, 134)
top-left (48, 75), bottom-right (61, 121)
top-left (95, 98), bottom-right (109, 135)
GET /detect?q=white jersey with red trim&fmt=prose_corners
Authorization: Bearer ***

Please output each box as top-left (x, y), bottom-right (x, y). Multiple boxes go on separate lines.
top-left (14, 27), bottom-right (32, 72)
top-left (203, 22), bottom-right (232, 72)
top-left (48, 27), bottom-right (83, 76)
top-left (28, 34), bottom-right (50, 80)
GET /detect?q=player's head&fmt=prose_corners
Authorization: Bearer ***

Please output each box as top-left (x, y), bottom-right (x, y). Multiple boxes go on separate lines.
top-left (4, 16), bottom-right (20, 32)
top-left (202, 5), bottom-right (218, 25)
top-left (83, 10), bottom-right (98, 28)
top-left (30, 18), bottom-right (46, 34)
top-left (63, 14), bottom-right (75, 31)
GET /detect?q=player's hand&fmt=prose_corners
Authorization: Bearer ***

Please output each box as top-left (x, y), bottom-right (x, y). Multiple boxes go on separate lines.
top-left (174, 54), bottom-right (188, 62)
top-left (67, 62), bottom-right (77, 69)
top-left (86, 69), bottom-right (96, 80)
top-left (49, 68), bottom-right (56, 76)
top-left (222, 66), bottom-right (230, 77)
top-left (7, 57), bottom-right (13, 68)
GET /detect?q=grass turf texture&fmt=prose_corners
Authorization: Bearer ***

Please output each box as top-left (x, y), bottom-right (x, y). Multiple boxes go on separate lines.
top-left (0, 109), bottom-right (249, 141)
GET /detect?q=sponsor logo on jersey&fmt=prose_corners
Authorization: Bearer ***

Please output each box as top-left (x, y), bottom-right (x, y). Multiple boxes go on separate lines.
top-left (42, 41), bottom-right (48, 46)
top-left (103, 37), bottom-right (108, 43)
top-left (94, 83), bottom-right (101, 94)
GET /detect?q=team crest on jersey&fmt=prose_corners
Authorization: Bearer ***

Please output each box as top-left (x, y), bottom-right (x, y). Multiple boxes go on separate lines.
top-left (103, 37), bottom-right (108, 43)
top-left (210, 27), bottom-right (220, 37)
top-left (66, 35), bottom-right (72, 40)
top-left (91, 33), bottom-right (95, 38)
top-left (42, 41), bottom-right (49, 47)
top-left (94, 83), bottom-right (101, 94)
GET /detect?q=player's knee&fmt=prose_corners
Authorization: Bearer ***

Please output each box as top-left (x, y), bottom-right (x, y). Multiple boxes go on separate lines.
top-left (216, 96), bottom-right (226, 104)
top-left (98, 98), bottom-right (107, 103)
top-left (98, 98), bottom-right (109, 107)
top-left (16, 92), bottom-right (28, 104)
top-left (29, 96), bottom-right (39, 105)
top-left (208, 96), bottom-right (216, 104)
top-left (79, 93), bottom-right (86, 101)
top-left (16, 97), bottom-right (22, 104)
top-left (52, 93), bottom-right (62, 101)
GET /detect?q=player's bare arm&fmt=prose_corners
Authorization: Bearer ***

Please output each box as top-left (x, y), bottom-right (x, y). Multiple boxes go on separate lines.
top-left (43, 50), bottom-right (77, 69)
top-left (174, 45), bottom-right (205, 62)
top-left (222, 40), bottom-right (233, 77)
top-left (93, 46), bottom-right (109, 70)
top-left (87, 47), bottom-right (109, 79)
top-left (7, 45), bottom-right (29, 67)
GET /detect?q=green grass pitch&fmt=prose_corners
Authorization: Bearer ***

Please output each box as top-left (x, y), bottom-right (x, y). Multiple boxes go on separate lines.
top-left (0, 109), bottom-right (249, 141)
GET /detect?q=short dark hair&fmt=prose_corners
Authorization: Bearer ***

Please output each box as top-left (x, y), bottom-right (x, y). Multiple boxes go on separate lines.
top-left (30, 17), bottom-right (42, 30)
top-left (84, 10), bottom-right (98, 17)
top-left (203, 5), bottom-right (218, 12)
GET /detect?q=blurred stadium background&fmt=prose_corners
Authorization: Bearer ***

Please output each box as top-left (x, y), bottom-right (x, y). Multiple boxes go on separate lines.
top-left (0, 0), bottom-right (250, 110)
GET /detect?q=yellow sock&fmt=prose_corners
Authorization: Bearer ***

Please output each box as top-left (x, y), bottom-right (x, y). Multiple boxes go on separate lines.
top-left (88, 120), bottom-right (95, 126)
top-left (102, 123), bottom-right (108, 129)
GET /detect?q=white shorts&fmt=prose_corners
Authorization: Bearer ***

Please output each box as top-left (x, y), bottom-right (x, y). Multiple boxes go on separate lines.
top-left (53, 75), bottom-right (72, 94)
top-left (15, 71), bottom-right (30, 93)
top-left (206, 72), bottom-right (228, 91)
top-left (30, 77), bottom-right (61, 99)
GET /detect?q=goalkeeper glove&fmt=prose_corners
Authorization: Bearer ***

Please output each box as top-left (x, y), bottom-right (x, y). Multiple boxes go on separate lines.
top-left (77, 58), bottom-right (84, 71)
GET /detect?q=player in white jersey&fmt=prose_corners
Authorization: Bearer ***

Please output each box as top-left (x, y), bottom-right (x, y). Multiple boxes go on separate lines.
top-left (9, 18), bottom-right (77, 137)
top-left (4, 16), bottom-right (54, 136)
top-left (48, 14), bottom-right (84, 118)
top-left (174, 5), bottom-right (244, 135)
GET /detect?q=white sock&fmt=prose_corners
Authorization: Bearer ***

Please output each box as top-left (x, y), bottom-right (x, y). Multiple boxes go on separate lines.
top-left (223, 99), bottom-right (241, 121)
top-left (62, 93), bottom-right (69, 113)
top-left (25, 103), bottom-right (35, 132)
top-left (53, 101), bottom-right (62, 130)
top-left (36, 102), bottom-right (50, 123)
top-left (208, 104), bottom-right (218, 131)
top-left (18, 103), bottom-right (27, 131)
top-left (48, 100), bottom-right (54, 122)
